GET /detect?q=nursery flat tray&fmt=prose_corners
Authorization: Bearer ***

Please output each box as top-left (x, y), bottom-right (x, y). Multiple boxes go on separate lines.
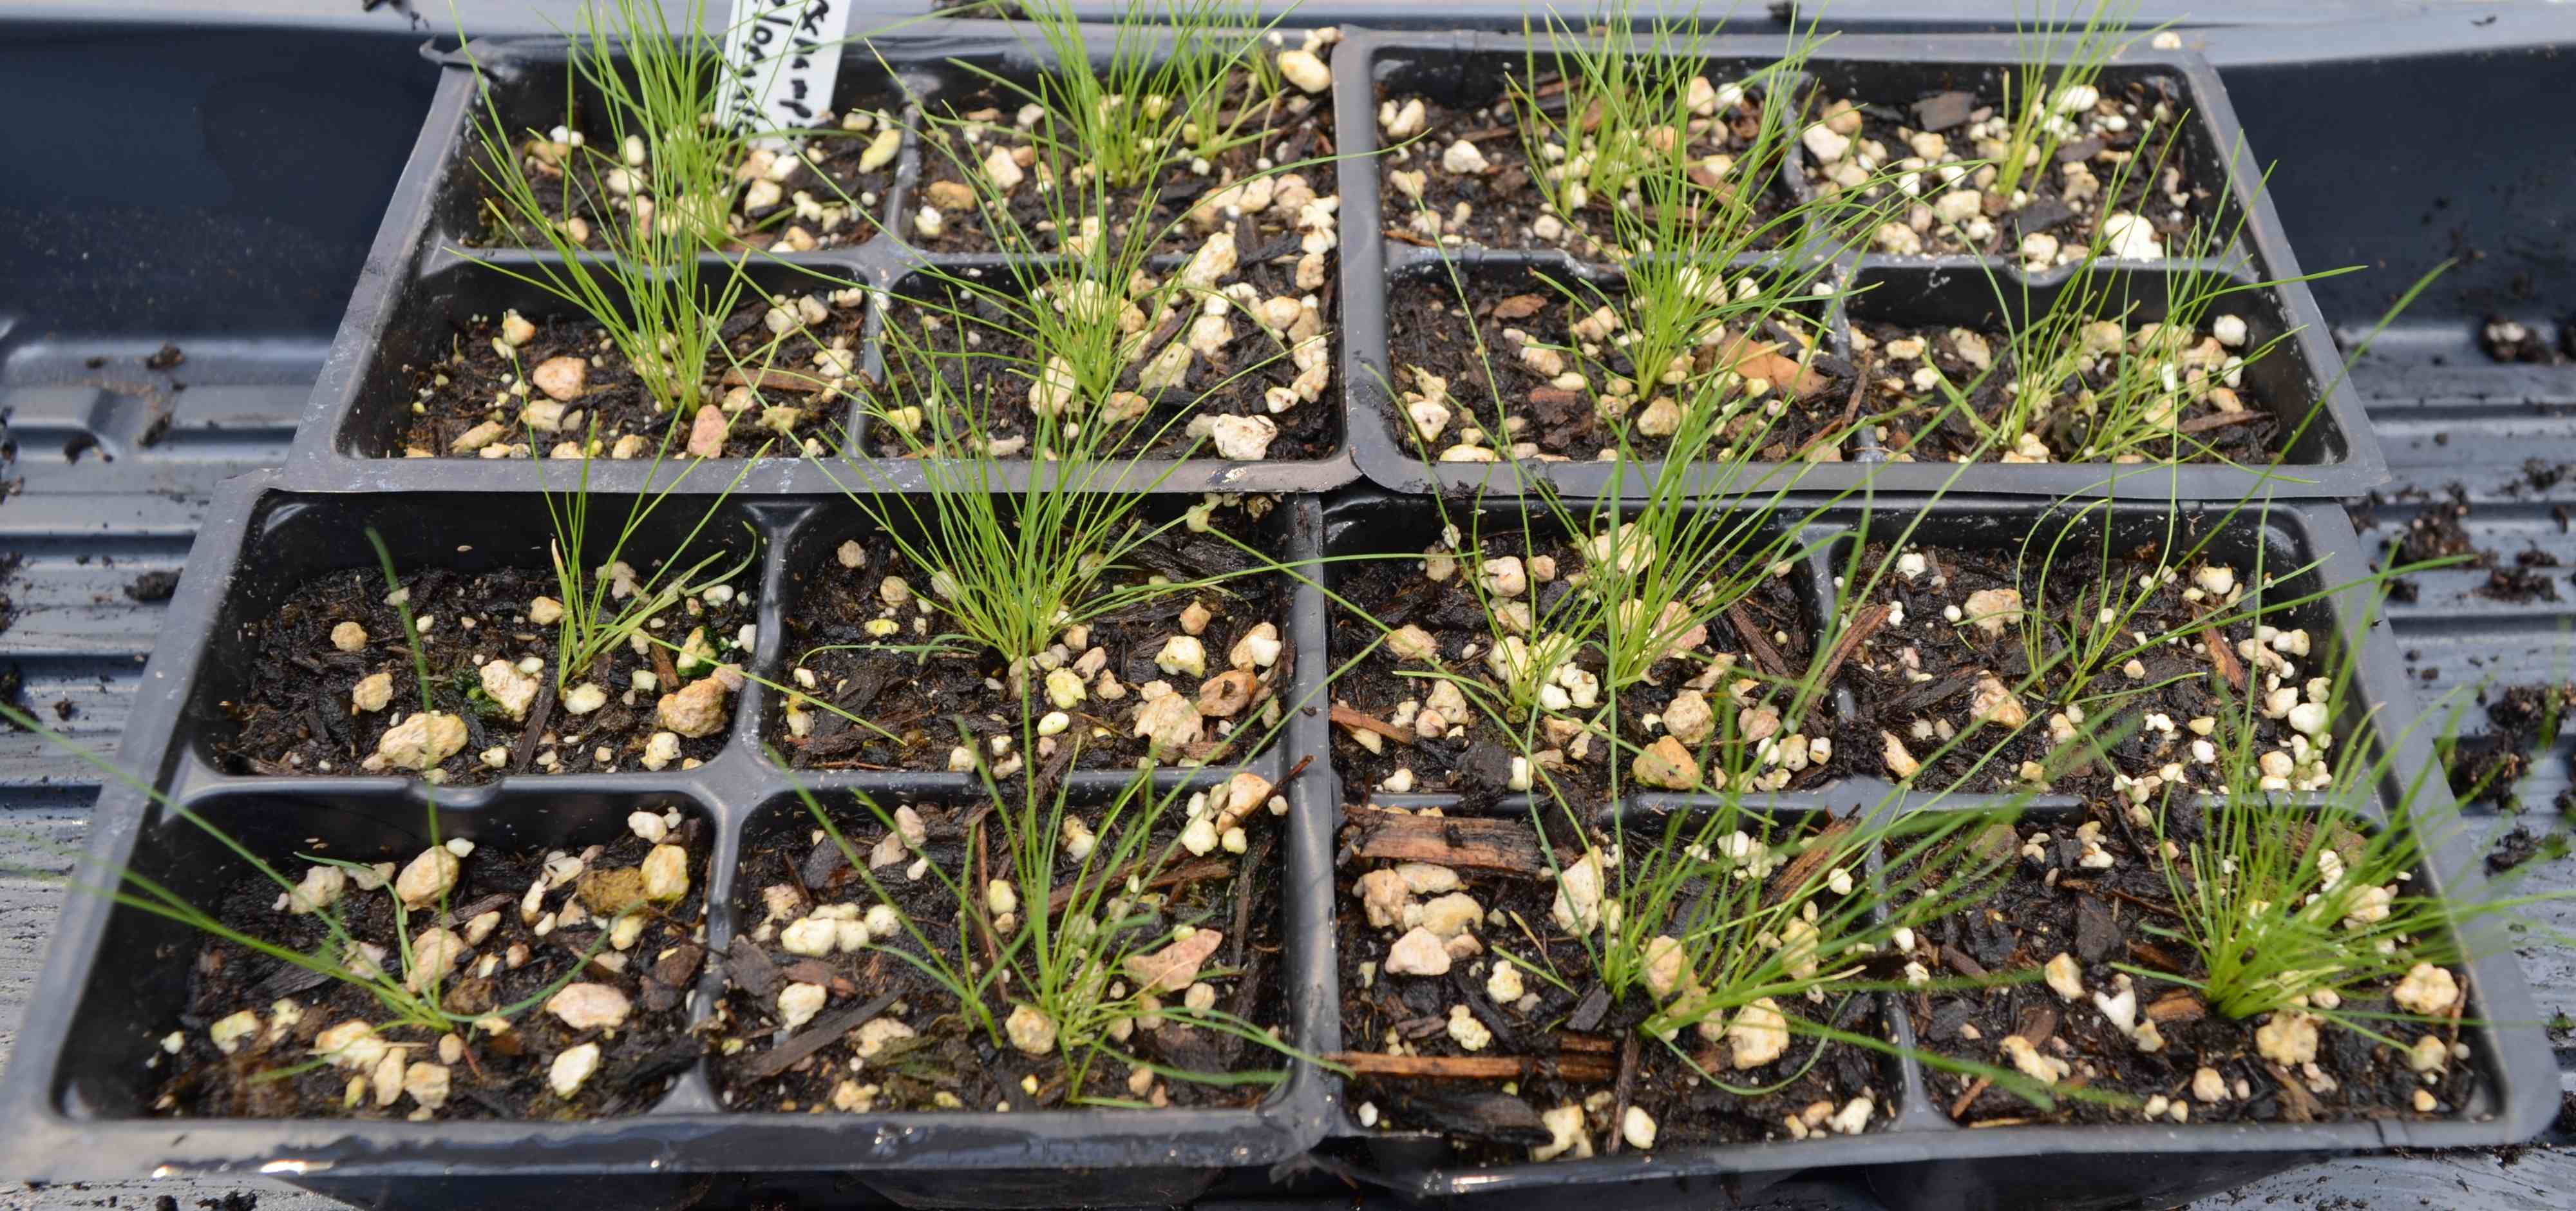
top-left (1307, 490), bottom-right (2557, 1210)
top-left (1331, 28), bottom-right (2378, 503)
top-left (3, 6), bottom-right (2574, 1211)
top-left (0, 472), bottom-right (1342, 1208)
top-left (272, 20), bottom-right (1363, 499)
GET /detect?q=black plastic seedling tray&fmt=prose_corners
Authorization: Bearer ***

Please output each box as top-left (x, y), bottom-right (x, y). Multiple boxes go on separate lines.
top-left (0, 470), bottom-right (1340, 1210)
top-left (3, 8), bottom-right (2565, 1210)
top-left (1305, 490), bottom-right (2553, 1208)
top-left (1331, 28), bottom-right (2382, 502)
top-left (278, 20), bottom-right (1362, 498)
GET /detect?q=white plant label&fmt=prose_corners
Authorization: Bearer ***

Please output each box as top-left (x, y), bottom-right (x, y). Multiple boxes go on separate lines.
top-left (718, 0), bottom-right (857, 143)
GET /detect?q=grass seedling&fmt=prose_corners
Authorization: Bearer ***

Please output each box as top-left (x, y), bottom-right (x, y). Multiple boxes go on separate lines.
top-left (2129, 616), bottom-right (2573, 1045)
top-left (1510, 5), bottom-right (1715, 226)
top-left (1904, 144), bottom-right (2362, 468)
top-left (818, 101), bottom-right (1311, 683)
top-left (462, 0), bottom-right (753, 433)
top-left (964, 0), bottom-right (1285, 195)
top-left (815, 765), bottom-right (1290, 1100)
top-left (366, 529), bottom-right (441, 720)
top-left (772, 633), bottom-right (1358, 1102)
top-left (1990, 0), bottom-right (2137, 205)
top-left (533, 441), bottom-right (762, 694)
top-left (1564, 792), bottom-right (2061, 1101)
top-left (0, 704), bottom-right (614, 1063)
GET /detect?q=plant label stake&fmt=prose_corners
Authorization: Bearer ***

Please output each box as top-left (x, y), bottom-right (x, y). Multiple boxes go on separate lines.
top-left (718, 0), bottom-right (856, 147)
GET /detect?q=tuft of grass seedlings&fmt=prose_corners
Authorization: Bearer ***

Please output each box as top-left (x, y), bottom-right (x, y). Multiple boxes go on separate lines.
top-left (768, 632), bottom-right (1354, 1104)
top-left (2126, 606), bottom-right (2574, 1052)
top-left (0, 703), bottom-right (620, 1056)
top-left (1989, 0), bottom-right (2142, 206)
top-left (531, 441), bottom-right (764, 696)
top-left (1391, 28), bottom-right (1919, 470)
top-left (1533, 787), bottom-right (2076, 1114)
top-left (813, 112), bottom-right (1316, 694)
top-left (1895, 139), bottom-right (2374, 469)
top-left (1508, 3), bottom-right (1719, 228)
top-left (462, 0), bottom-right (757, 436)
top-left (962, 0), bottom-right (1287, 196)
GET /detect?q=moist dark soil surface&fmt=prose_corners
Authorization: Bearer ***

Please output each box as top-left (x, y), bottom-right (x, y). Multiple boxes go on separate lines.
top-left (1338, 809), bottom-right (1893, 1160)
top-left (215, 562), bottom-right (753, 785)
top-left (1914, 801), bottom-right (2480, 1126)
top-left (156, 825), bottom-right (710, 1120)
top-left (1830, 541), bottom-right (2301, 796)
top-left (1800, 77), bottom-right (2215, 259)
top-left (1375, 88), bottom-right (1799, 254)
top-left (469, 99), bottom-right (901, 253)
top-left (0, 552), bottom-right (21, 638)
top-left (1385, 270), bottom-right (1853, 464)
top-left (1854, 321), bottom-right (2279, 465)
top-left (910, 66), bottom-right (1338, 256)
top-left (2442, 682), bottom-right (2574, 810)
top-left (1327, 521), bottom-right (1824, 803)
top-left (393, 287), bottom-right (866, 460)
top-left (772, 516), bottom-right (1291, 773)
top-left (714, 795), bottom-right (1287, 1112)
top-left (869, 256), bottom-right (1338, 460)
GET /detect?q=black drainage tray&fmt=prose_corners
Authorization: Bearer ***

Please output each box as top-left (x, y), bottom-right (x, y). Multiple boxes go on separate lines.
top-left (1330, 28), bottom-right (2380, 502)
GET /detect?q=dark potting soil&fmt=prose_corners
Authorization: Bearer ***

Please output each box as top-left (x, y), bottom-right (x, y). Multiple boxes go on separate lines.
top-left (867, 254), bottom-right (1340, 461)
top-left (214, 562), bottom-right (754, 786)
top-left (909, 66), bottom-right (1339, 256)
top-left (1911, 801), bottom-right (2481, 1127)
top-left (2442, 682), bottom-right (2575, 810)
top-left (1327, 522), bottom-right (1824, 803)
top-left (1830, 541), bottom-right (2300, 796)
top-left (770, 519), bottom-right (1293, 773)
top-left (713, 796), bottom-right (1287, 1113)
top-left (1855, 321), bottom-right (2280, 466)
top-left (155, 825), bottom-right (710, 1120)
top-left (468, 100), bottom-right (902, 253)
top-left (1800, 77), bottom-right (2215, 259)
top-left (394, 287), bottom-right (867, 460)
top-left (2479, 317), bottom-right (2571, 365)
top-left (1385, 270), bottom-right (1854, 464)
top-left (1336, 809), bottom-right (1893, 1159)
top-left (1374, 88), bottom-right (1800, 254)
